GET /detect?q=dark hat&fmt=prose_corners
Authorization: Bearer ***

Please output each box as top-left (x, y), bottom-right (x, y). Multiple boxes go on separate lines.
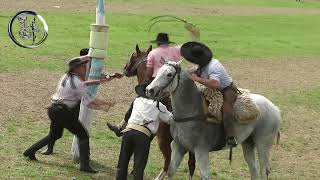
top-left (181, 41), bottom-right (213, 67)
top-left (135, 80), bottom-right (152, 98)
top-left (150, 33), bottom-right (174, 45)
top-left (68, 57), bottom-right (89, 72)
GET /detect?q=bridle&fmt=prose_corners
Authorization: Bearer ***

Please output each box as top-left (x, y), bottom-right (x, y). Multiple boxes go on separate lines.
top-left (125, 53), bottom-right (147, 76)
top-left (154, 63), bottom-right (181, 101)
top-left (154, 63), bottom-right (207, 122)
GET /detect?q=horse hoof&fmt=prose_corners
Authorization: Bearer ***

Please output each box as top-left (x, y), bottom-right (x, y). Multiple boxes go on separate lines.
top-left (155, 170), bottom-right (167, 180)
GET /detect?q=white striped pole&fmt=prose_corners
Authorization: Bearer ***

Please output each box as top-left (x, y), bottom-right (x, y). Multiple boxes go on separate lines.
top-left (71, 0), bottom-right (109, 160)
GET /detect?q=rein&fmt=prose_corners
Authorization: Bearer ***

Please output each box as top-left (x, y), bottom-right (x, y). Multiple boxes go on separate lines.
top-left (174, 114), bottom-right (207, 122)
top-left (125, 53), bottom-right (147, 76)
top-left (133, 59), bottom-right (147, 71)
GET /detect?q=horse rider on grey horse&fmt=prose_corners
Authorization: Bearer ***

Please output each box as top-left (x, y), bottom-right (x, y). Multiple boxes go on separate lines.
top-left (181, 41), bottom-right (241, 147)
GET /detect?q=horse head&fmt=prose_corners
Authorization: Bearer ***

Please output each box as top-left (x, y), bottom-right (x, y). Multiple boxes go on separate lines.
top-left (123, 44), bottom-right (152, 77)
top-left (146, 60), bottom-right (183, 99)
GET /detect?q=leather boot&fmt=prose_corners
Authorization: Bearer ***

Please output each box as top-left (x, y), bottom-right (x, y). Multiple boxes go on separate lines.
top-left (79, 139), bottom-right (97, 173)
top-left (23, 136), bottom-right (51, 161)
top-left (107, 119), bottom-right (127, 137)
top-left (223, 112), bottom-right (238, 147)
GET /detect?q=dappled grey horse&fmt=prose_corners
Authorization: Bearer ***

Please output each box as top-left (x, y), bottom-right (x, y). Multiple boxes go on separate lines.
top-left (146, 61), bottom-right (281, 180)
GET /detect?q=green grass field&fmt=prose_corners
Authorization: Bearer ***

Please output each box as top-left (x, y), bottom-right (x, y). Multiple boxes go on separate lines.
top-left (0, 0), bottom-right (320, 179)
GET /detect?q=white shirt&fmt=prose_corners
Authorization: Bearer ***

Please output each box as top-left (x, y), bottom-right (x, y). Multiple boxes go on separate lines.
top-left (52, 74), bottom-right (94, 108)
top-left (128, 97), bottom-right (173, 134)
top-left (200, 59), bottom-right (232, 90)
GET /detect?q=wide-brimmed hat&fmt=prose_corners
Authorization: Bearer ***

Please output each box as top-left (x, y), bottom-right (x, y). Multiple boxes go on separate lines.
top-left (68, 56), bottom-right (89, 72)
top-left (181, 41), bottom-right (213, 67)
top-left (135, 80), bottom-right (152, 98)
top-left (150, 33), bottom-right (174, 45)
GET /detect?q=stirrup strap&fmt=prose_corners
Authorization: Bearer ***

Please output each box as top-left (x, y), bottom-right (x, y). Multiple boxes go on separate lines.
top-left (229, 147), bottom-right (233, 165)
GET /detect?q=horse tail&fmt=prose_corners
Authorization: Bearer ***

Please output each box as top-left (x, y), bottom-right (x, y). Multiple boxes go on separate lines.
top-left (276, 131), bottom-right (281, 145)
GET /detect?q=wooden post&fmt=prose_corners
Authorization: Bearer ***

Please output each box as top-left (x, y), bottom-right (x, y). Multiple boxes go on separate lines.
top-left (71, 0), bottom-right (109, 160)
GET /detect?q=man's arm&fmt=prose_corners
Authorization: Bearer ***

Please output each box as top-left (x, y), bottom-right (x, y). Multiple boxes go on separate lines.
top-left (78, 80), bottom-right (115, 112)
top-left (146, 67), bottom-right (153, 80)
top-left (191, 73), bottom-right (220, 90)
top-left (87, 98), bottom-right (115, 112)
top-left (84, 73), bottom-right (124, 85)
top-left (146, 53), bottom-right (154, 80)
top-left (158, 103), bottom-right (173, 124)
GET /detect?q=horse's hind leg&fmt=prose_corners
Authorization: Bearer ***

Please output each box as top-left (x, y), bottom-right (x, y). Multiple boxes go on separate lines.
top-left (167, 140), bottom-right (187, 180)
top-left (242, 140), bottom-right (258, 180)
top-left (194, 148), bottom-right (209, 180)
top-left (155, 122), bottom-right (173, 180)
top-left (256, 138), bottom-right (274, 180)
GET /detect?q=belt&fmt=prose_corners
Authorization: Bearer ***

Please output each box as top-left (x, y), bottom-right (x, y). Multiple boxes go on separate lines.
top-left (51, 100), bottom-right (80, 109)
top-left (122, 123), bottom-right (153, 137)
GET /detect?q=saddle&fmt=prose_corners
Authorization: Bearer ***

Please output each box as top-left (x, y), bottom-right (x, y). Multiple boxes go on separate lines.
top-left (198, 84), bottom-right (259, 124)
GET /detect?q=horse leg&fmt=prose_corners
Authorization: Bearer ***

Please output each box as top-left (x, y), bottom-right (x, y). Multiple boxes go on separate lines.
top-left (256, 138), bottom-right (273, 180)
top-left (241, 140), bottom-right (258, 180)
top-left (188, 152), bottom-right (196, 180)
top-left (167, 140), bottom-right (187, 180)
top-left (194, 148), bottom-right (209, 180)
top-left (155, 122), bottom-right (173, 180)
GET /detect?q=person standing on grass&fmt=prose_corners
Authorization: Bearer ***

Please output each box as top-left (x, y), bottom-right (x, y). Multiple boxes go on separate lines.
top-left (41, 48), bottom-right (91, 155)
top-left (23, 56), bottom-right (121, 173)
top-left (116, 80), bottom-right (173, 180)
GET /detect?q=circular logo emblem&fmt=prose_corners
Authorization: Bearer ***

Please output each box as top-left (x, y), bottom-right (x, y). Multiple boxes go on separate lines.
top-left (8, 11), bottom-right (48, 48)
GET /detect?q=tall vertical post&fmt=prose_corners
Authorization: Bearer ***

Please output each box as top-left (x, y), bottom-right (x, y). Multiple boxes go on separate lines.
top-left (71, 0), bottom-right (109, 160)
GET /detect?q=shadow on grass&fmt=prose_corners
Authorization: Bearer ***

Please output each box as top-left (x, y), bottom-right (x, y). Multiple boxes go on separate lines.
top-left (24, 156), bottom-right (117, 179)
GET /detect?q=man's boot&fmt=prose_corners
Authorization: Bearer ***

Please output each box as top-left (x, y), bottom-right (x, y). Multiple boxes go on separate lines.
top-left (107, 119), bottom-right (127, 137)
top-left (223, 112), bottom-right (238, 147)
top-left (23, 136), bottom-right (51, 161)
top-left (79, 139), bottom-right (97, 173)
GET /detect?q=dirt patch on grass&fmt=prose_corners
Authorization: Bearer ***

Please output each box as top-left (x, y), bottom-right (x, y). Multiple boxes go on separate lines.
top-left (225, 57), bottom-right (320, 96)
top-left (1, 0), bottom-right (320, 16)
top-left (0, 57), bottom-right (319, 119)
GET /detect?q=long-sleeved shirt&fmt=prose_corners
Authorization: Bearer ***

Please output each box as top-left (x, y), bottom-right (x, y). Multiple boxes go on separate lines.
top-left (52, 74), bottom-right (94, 108)
top-left (127, 97), bottom-right (173, 134)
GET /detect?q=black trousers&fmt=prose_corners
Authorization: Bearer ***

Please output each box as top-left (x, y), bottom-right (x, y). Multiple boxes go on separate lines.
top-left (116, 130), bottom-right (151, 180)
top-left (25, 103), bottom-right (89, 154)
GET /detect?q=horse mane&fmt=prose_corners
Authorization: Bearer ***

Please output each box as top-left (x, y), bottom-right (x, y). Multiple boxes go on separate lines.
top-left (171, 68), bottom-right (205, 120)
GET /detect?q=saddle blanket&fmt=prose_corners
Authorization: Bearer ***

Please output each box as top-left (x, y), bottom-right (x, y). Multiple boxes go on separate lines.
top-left (197, 83), bottom-right (259, 124)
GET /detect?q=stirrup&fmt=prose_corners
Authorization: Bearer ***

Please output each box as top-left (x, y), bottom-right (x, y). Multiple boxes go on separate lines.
top-left (227, 137), bottom-right (238, 147)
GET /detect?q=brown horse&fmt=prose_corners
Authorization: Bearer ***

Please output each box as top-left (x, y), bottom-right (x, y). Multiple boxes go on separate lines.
top-left (123, 44), bottom-right (196, 180)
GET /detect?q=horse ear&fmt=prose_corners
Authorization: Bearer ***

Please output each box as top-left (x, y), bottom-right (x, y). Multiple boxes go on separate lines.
top-left (147, 45), bottom-right (152, 54)
top-left (136, 44), bottom-right (141, 54)
top-left (176, 59), bottom-right (183, 65)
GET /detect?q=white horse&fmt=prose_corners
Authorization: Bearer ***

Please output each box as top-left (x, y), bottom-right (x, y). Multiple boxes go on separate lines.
top-left (146, 61), bottom-right (280, 180)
